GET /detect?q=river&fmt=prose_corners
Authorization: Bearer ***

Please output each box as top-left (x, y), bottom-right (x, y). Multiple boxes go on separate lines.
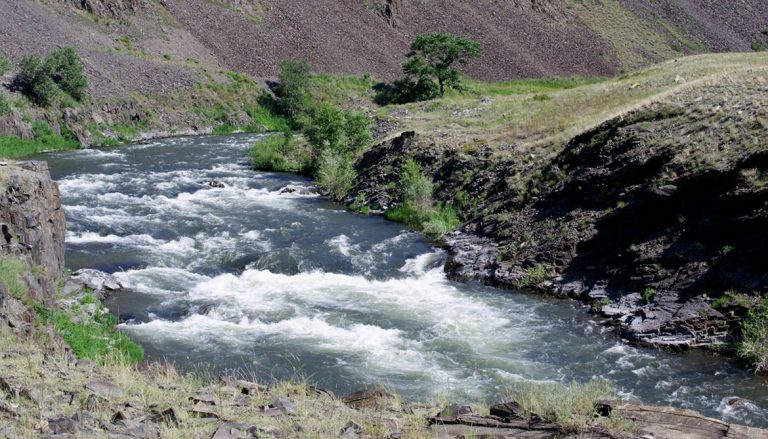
top-left (38, 133), bottom-right (768, 426)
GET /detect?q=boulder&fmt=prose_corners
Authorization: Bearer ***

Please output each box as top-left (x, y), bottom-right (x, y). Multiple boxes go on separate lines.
top-left (72, 269), bottom-right (123, 294)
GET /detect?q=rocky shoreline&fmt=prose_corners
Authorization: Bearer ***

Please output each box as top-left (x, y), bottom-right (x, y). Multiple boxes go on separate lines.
top-left (351, 75), bottom-right (768, 357)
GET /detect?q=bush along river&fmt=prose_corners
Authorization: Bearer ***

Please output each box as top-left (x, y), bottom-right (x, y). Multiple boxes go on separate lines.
top-left (39, 133), bottom-right (768, 427)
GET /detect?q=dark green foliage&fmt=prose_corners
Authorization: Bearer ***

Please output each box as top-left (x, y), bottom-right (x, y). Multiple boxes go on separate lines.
top-left (738, 297), bottom-right (768, 373)
top-left (302, 102), bottom-right (371, 156)
top-left (373, 77), bottom-right (439, 105)
top-left (276, 59), bottom-right (312, 119)
top-left (751, 38), bottom-right (767, 52)
top-left (403, 33), bottom-right (481, 97)
top-left (45, 47), bottom-right (88, 101)
top-left (17, 54), bottom-right (58, 106)
top-left (0, 55), bottom-right (10, 76)
top-left (15, 48), bottom-right (88, 106)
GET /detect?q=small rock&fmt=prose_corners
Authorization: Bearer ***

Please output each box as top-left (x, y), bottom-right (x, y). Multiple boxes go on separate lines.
top-left (339, 420), bottom-right (363, 439)
top-left (190, 393), bottom-right (219, 405)
top-left (83, 394), bottom-right (106, 411)
top-left (271, 397), bottom-right (297, 416)
top-left (208, 180), bottom-right (226, 188)
top-left (210, 422), bottom-right (258, 439)
top-left (86, 380), bottom-right (124, 399)
top-left (438, 404), bottom-right (474, 418)
top-left (146, 408), bottom-right (179, 426)
top-left (49, 416), bottom-right (78, 435)
top-left (342, 388), bottom-right (394, 409)
top-left (192, 401), bottom-right (220, 418)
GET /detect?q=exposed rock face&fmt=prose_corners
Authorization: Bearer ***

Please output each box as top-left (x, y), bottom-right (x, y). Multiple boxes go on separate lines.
top-left (0, 161), bottom-right (66, 304)
top-left (352, 81), bottom-right (768, 351)
top-left (63, 0), bottom-right (149, 18)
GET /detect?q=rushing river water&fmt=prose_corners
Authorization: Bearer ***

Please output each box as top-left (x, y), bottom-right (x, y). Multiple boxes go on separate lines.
top-left (38, 134), bottom-right (768, 426)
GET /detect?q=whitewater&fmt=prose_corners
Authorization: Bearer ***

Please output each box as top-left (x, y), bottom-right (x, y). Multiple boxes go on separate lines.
top-left (38, 133), bottom-right (768, 426)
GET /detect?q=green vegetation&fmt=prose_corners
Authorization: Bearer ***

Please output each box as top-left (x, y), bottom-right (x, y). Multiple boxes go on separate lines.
top-left (302, 102), bottom-right (371, 155)
top-left (0, 257), bottom-right (30, 303)
top-left (738, 296), bottom-right (768, 373)
top-left (0, 119), bottom-right (80, 158)
top-left (385, 159), bottom-right (460, 239)
top-left (316, 148), bottom-right (356, 201)
top-left (16, 54), bottom-right (58, 106)
top-left (643, 287), bottom-right (657, 304)
top-left (519, 264), bottom-right (548, 289)
top-left (275, 59), bottom-right (312, 120)
top-left (211, 123), bottom-right (236, 135)
top-left (45, 47), bottom-right (88, 101)
top-left (376, 33), bottom-right (481, 104)
top-left (0, 93), bottom-right (11, 116)
top-left (751, 37), bottom-right (767, 52)
top-left (249, 60), bottom-right (372, 202)
top-left (34, 294), bottom-right (144, 365)
top-left (15, 48), bottom-right (88, 106)
top-left (506, 380), bottom-right (625, 433)
top-left (0, 55), bottom-right (10, 76)
top-left (249, 132), bottom-right (312, 174)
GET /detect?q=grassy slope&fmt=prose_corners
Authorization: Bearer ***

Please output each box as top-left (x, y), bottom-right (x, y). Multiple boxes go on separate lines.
top-left (383, 53), bottom-right (768, 164)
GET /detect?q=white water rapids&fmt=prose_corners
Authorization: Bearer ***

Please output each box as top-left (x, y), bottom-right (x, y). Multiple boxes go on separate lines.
top-left (38, 134), bottom-right (768, 426)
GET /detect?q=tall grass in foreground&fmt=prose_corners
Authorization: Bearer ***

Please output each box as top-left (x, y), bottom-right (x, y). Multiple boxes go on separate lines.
top-left (505, 380), bottom-right (629, 433)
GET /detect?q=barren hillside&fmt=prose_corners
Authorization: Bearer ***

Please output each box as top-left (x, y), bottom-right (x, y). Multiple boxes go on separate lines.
top-left (1, 0), bottom-right (767, 98)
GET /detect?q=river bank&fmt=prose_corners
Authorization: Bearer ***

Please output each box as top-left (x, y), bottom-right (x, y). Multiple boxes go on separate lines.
top-left (2, 154), bottom-right (767, 437)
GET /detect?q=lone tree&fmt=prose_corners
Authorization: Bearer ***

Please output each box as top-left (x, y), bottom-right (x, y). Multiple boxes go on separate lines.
top-left (403, 33), bottom-right (481, 97)
top-left (276, 59), bottom-right (312, 119)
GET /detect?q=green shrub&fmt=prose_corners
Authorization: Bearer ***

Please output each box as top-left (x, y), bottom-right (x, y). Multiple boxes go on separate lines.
top-left (212, 123), bottom-right (236, 135)
top-left (422, 203), bottom-right (461, 239)
top-left (752, 38), bottom-right (767, 52)
top-left (303, 102), bottom-right (348, 151)
top-left (0, 55), bottom-right (10, 76)
top-left (0, 257), bottom-right (29, 302)
top-left (643, 287), bottom-right (657, 304)
top-left (400, 159), bottom-right (434, 213)
top-left (738, 297), bottom-right (768, 373)
top-left (505, 380), bottom-right (618, 433)
top-left (0, 94), bottom-right (11, 116)
top-left (45, 47), bottom-right (88, 101)
top-left (16, 54), bottom-right (58, 106)
top-left (519, 264), bottom-right (548, 289)
top-left (316, 149), bottom-right (356, 201)
top-left (250, 133), bottom-right (288, 171)
top-left (276, 59), bottom-right (312, 119)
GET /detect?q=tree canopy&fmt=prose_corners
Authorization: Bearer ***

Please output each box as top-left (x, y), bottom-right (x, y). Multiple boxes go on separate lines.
top-left (403, 33), bottom-right (481, 97)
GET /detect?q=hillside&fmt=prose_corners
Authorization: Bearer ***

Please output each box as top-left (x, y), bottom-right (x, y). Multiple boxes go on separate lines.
top-left (1, 0), bottom-right (767, 97)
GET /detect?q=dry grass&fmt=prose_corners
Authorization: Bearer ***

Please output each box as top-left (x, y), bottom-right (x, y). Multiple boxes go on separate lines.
top-left (386, 53), bottom-right (768, 163)
top-left (0, 324), bottom-right (433, 438)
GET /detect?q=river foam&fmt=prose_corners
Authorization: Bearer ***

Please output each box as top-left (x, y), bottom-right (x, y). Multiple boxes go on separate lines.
top-left (45, 133), bottom-right (768, 425)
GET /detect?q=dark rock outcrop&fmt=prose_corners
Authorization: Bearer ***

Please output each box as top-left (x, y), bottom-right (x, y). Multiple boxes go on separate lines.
top-left (351, 82), bottom-right (768, 351)
top-left (0, 161), bottom-right (66, 305)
